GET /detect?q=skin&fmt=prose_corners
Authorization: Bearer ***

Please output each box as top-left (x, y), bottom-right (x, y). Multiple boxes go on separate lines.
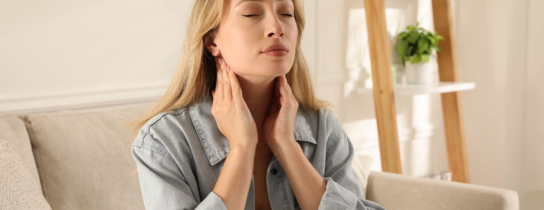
top-left (205, 0), bottom-right (327, 209)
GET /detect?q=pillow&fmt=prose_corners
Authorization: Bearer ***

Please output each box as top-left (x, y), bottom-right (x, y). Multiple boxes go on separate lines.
top-left (351, 153), bottom-right (373, 196)
top-left (0, 114), bottom-right (42, 191)
top-left (0, 139), bottom-right (52, 210)
top-left (24, 104), bottom-right (149, 210)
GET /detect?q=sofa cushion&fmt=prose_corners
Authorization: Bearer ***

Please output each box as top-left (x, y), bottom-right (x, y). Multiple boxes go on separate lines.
top-left (351, 153), bottom-right (373, 196)
top-left (23, 103), bottom-right (152, 210)
top-left (0, 139), bottom-right (52, 209)
top-left (0, 114), bottom-right (42, 193)
top-left (366, 171), bottom-right (519, 210)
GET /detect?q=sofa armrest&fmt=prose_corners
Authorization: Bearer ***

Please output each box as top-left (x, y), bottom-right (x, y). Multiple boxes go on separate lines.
top-left (365, 171), bottom-right (519, 210)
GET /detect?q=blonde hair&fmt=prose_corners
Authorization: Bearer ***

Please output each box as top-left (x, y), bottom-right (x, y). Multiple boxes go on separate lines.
top-left (127, 0), bottom-right (332, 175)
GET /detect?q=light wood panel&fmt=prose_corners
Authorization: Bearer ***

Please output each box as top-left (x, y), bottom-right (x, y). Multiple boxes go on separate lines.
top-left (363, 0), bottom-right (403, 174)
top-left (432, 0), bottom-right (470, 183)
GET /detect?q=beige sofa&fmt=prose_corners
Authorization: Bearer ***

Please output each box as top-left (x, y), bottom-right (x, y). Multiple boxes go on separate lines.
top-left (0, 103), bottom-right (519, 210)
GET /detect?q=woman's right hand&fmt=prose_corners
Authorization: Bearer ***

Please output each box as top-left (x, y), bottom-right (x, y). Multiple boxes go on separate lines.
top-left (211, 57), bottom-right (258, 149)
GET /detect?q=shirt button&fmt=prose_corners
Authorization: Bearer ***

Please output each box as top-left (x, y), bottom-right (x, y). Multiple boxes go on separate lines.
top-left (270, 168), bottom-right (278, 175)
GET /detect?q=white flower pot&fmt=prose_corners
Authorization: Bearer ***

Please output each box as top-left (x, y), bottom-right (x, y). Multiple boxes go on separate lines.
top-left (405, 61), bottom-right (434, 84)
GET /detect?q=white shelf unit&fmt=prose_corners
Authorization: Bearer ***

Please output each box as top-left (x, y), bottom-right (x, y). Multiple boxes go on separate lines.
top-left (357, 82), bottom-right (475, 95)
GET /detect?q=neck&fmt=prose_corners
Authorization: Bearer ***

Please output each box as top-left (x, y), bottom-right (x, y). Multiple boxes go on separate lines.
top-left (236, 74), bottom-right (276, 128)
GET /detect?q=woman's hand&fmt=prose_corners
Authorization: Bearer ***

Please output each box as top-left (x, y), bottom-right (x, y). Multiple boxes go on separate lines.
top-left (263, 75), bottom-right (299, 152)
top-left (211, 57), bottom-right (258, 149)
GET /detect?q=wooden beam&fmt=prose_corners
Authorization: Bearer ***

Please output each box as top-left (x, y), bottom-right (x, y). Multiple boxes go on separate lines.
top-left (432, 0), bottom-right (470, 183)
top-left (364, 0), bottom-right (402, 174)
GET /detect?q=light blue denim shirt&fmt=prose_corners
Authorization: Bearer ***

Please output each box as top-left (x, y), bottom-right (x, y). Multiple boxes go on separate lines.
top-left (131, 95), bottom-right (385, 210)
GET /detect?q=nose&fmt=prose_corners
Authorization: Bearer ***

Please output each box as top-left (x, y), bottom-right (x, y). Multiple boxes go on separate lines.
top-left (266, 14), bottom-right (285, 39)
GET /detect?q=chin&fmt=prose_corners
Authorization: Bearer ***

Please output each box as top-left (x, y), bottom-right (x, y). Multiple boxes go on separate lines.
top-left (263, 65), bottom-right (291, 76)
top-left (239, 59), bottom-right (293, 77)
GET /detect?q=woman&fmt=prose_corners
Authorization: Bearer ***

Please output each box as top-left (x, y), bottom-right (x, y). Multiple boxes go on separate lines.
top-left (128, 0), bottom-right (385, 209)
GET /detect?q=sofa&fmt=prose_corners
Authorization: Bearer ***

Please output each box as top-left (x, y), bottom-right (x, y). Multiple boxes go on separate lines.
top-left (0, 102), bottom-right (520, 210)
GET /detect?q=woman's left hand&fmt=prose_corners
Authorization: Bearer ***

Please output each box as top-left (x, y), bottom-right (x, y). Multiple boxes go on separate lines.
top-left (264, 75), bottom-right (299, 152)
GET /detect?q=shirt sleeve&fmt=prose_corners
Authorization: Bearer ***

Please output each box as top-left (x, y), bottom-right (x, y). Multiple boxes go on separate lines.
top-left (131, 134), bottom-right (227, 210)
top-left (318, 128), bottom-right (386, 210)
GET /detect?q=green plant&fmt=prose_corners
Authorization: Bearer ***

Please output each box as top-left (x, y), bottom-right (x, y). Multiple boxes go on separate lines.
top-left (397, 22), bottom-right (444, 67)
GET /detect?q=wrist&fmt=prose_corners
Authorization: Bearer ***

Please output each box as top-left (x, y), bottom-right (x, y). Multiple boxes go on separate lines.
top-left (273, 141), bottom-right (301, 164)
top-left (270, 139), bottom-right (298, 155)
top-left (230, 141), bottom-right (257, 153)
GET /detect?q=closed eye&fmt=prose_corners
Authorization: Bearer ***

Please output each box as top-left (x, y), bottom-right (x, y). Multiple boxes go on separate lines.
top-left (241, 14), bottom-right (294, 17)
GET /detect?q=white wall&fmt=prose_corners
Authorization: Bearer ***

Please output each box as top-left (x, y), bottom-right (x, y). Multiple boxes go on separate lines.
top-left (456, 0), bottom-right (542, 208)
top-left (0, 0), bottom-right (195, 113)
top-left (523, 0), bottom-right (544, 208)
top-left (458, 0), bottom-right (527, 191)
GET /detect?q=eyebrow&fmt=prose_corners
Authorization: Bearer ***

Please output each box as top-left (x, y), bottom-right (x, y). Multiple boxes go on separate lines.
top-left (236, 0), bottom-right (293, 7)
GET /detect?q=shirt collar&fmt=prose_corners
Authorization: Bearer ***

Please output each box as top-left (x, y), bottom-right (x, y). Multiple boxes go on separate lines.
top-left (188, 95), bottom-right (317, 166)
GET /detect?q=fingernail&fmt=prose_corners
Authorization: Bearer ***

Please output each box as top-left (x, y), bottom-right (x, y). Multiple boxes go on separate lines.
top-left (219, 58), bottom-right (222, 65)
top-left (227, 66), bottom-right (231, 72)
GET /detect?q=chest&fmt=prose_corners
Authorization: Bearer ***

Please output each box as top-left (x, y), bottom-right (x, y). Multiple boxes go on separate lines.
top-left (253, 143), bottom-right (274, 210)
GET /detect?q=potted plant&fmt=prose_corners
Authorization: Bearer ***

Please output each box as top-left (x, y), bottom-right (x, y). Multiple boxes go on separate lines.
top-left (396, 22), bottom-right (444, 84)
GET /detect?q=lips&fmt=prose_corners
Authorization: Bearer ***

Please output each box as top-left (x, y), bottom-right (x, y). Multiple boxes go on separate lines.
top-left (261, 44), bottom-right (289, 57)
top-left (261, 44), bottom-right (289, 53)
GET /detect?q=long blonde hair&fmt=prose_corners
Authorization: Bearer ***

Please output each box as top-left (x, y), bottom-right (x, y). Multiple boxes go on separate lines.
top-left (127, 0), bottom-right (332, 174)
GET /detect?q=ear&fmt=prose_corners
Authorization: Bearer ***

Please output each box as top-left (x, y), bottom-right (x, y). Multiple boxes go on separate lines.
top-left (204, 30), bottom-right (222, 57)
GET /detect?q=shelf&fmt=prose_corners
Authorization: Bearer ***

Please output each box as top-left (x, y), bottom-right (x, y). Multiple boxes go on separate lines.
top-left (357, 82), bottom-right (475, 95)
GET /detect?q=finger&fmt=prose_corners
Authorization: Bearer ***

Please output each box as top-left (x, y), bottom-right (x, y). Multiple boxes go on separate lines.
top-left (284, 76), bottom-right (296, 101)
top-left (274, 77), bottom-right (288, 108)
top-left (283, 75), bottom-right (293, 94)
top-left (278, 75), bottom-right (290, 102)
top-left (227, 64), bottom-right (243, 104)
top-left (215, 57), bottom-right (223, 100)
top-left (280, 75), bottom-right (296, 108)
top-left (286, 77), bottom-right (298, 107)
top-left (220, 58), bottom-right (232, 101)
